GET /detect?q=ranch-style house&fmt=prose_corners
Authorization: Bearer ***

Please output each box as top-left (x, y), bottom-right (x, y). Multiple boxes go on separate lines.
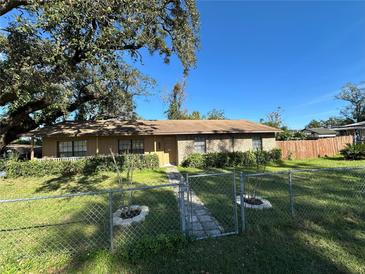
top-left (30, 119), bottom-right (281, 166)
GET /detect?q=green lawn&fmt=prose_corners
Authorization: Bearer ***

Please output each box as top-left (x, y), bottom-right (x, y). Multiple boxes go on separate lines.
top-left (1, 157), bottom-right (365, 273)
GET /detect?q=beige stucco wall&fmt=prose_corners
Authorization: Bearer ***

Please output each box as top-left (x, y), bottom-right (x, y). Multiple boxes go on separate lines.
top-left (176, 135), bottom-right (195, 165)
top-left (42, 133), bottom-right (276, 166)
top-left (206, 135), bottom-right (233, 153)
top-left (176, 133), bottom-right (277, 164)
top-left (262, 135), bottom-right (277, 150)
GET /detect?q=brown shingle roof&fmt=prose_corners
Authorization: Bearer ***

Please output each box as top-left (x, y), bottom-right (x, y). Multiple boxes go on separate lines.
top-left (29, 119), bottom-right (281, 137)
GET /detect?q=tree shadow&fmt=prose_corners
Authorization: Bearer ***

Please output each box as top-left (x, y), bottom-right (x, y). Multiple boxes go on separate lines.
top-left (35, 174), bottom-right (110, 194)
top-left (3, 184), bottom-right (182, 273)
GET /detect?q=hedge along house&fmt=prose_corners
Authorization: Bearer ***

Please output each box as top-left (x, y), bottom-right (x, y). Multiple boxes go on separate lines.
top-left (29, 120), bottom-right (281, 166)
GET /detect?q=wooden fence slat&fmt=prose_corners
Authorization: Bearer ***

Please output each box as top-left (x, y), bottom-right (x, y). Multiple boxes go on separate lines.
top-left (277, 136), bottom-right (352, 160)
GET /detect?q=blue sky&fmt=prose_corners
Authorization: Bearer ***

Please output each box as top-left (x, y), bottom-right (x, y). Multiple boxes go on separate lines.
top-left (1, 1), bottom-right (364, 129)
top-left (134, 1), bottom-right (365, 128)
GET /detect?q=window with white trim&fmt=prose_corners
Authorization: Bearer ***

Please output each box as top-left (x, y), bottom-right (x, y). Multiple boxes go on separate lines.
top-left (58, 140), bottom-right (87, 157)
top-left (252, 136), bottom-right (262, 150)
top-left (194, 136), bottom-right (206, 153)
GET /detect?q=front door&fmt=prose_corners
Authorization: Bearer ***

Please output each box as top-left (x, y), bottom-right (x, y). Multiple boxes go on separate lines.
top-left (163, 136), bottom-right (177, 165)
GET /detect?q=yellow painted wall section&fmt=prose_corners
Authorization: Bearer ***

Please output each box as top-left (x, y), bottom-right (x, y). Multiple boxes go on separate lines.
top-left (42, 136), bottom-right (97, 158)
top-left (41, 135), bottom-right (177, 166)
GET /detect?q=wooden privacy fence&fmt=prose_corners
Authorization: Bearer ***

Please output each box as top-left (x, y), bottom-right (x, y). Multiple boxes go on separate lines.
top-left (277, 136), bottom-right (353, 160)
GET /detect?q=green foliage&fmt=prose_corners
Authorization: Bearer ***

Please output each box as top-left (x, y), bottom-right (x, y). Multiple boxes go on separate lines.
top-left (340, 143), bottom-right (365, 160)
top-left (336, 83), bottom-right (365, 122)
top-left (181, 153), bottom-right (205, 168)
top-left (182, 149), bottom-right (282, 168)
top-left (269, 148), bottom-right (283, 162)
top-left (0, 158), bottom-right (6, 171)
top-left (123, 234), bottom-right (189, 262)
top-left (187, 111), bottom-right (202, 120)
top-left (4, 154), bottom-right (159, 178)
top-left (165, 82), bottom-right (188, 120)
top-left (0, 0), bottom-right (200, 150)
top-left (205, 108), bottom-right (225, 120)
top-left (305, 117), bottom-right (350, 129)
top-left (277, 128), bottom-right (307, 141)
top-left (260, 107), bottom-right (283, 128)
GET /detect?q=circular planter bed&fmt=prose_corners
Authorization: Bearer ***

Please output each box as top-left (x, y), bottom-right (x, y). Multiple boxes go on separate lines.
top-left (113, 205), bottom-right (149, 227)
top-left (236, 195), bottom-right (272, 210)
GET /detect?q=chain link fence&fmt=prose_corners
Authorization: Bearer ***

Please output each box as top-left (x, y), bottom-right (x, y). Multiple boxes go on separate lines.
top-left (241, 167), bottom-right (365, 231)
top-left (0, 183), bottom-right (183, 263)
top-left (1, 166), bottom-right (364, 263)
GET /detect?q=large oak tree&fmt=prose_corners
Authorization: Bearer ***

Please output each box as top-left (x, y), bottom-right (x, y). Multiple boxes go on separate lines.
top-left (0, 0), bottom-right (199, 151)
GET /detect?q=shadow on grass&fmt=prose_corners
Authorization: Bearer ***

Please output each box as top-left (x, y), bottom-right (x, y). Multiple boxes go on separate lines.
top-left (176, 168), bottom-right (365, 273)
top-left (35, 174), bottom-right (110, 194)
top-left (64, 226), bottom-right (360, 274)
top-left (0, 185), bottom-right (182, 272)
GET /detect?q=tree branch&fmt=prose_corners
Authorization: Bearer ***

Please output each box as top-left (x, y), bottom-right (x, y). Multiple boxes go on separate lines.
top-left (0, 0), bottom-right (28, 16)
top-left (0, 0), bottom-right (48, 16)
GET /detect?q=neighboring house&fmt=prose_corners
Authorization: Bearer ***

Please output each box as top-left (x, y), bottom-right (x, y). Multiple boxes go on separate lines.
top-left (302, 128), bottom-right (337, 139)
top-left (29, 119), bottom-right (281, 166)
top-left (4, 144), bottom-right (42, 159)
top-left (333, 121), bottom-right (365, 143)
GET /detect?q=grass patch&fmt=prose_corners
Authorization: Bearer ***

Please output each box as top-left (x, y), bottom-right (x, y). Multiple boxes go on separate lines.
top-left (1, 157), bottom-right (365, 273)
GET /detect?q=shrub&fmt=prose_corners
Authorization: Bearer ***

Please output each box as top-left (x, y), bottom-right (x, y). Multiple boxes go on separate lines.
top-left (340, 143), bottom-right (365, 160)
top-left (181, 153), bottom-right (205, 168)
top-left (4, 153), bottom-right (159, 178)
top-left (181, 149), bottom-right (282, 169)
top-left (268, 148), bottom-right (282, 162)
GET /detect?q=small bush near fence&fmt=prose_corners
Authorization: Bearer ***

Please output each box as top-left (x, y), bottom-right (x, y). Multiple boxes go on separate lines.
top-left (182, 149), bottom-right (282, 168)
top-left (340, 143), bottom-right (365, 160)
top-left (4, 154), bottom-right (159, 178)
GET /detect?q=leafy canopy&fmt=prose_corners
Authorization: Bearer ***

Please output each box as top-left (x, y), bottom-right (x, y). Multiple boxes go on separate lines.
top-left (0, 0), bottom-right (200, 150)
top-left (336, 83), bottom-right (365, 123)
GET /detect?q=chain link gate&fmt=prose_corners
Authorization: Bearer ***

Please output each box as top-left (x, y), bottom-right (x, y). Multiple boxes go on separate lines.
top-left (183, 172), bottom-right (239, 239)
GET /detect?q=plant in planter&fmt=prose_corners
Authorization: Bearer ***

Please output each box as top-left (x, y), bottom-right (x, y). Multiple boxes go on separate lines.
top-left (109, 150), bottom-right (149, 226)
top-left (239, 149), bottom-right (273, 209)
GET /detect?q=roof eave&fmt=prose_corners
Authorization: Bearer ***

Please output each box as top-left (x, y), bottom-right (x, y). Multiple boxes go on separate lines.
top-left (27, 130), bottom-right (281, 138)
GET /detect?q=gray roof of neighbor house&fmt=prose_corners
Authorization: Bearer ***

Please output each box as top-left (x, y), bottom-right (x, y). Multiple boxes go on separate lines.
top-left (29, 119), bottom-right (281, 137)
top-left (303, 128), bottom-right (337, 135)
top-left (332, 121), bottom-right (365, 131)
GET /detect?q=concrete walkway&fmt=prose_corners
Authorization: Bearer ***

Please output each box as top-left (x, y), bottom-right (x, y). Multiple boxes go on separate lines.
top-left (165, 166), bottom-right (223, 239)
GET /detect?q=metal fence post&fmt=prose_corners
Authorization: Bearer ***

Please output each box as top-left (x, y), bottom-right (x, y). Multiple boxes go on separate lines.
top-left (240, 172), bottom-right (246, 232)
top-left (108, 191), bottom-right (114, 252)
top-left (185, 173), bottom-right (191, 235)
top-left (233, 171), bottom-right (239, 234)
top-left (288, 171), bottom-right (295, 218)
top-left (179, 176), bottom-right (186, 235)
